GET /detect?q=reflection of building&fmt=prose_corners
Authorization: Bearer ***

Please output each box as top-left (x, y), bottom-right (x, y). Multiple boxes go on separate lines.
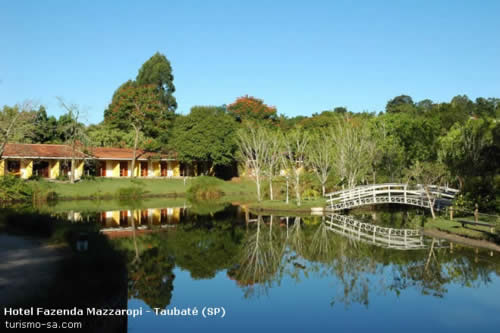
top-left (97, 207), bottom-right (185, 228)
top-left (0, 143), bottom-right (199, 179)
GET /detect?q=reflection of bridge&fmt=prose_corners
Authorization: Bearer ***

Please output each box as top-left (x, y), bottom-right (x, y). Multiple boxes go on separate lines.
top-left (325, 214), bottom-right (446, 250)
top-left (325, 183), bottom-right (459, 211)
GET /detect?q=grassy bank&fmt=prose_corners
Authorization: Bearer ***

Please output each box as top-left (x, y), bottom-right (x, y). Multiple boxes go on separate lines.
top-left (424, 216), bottom-right (499, 244)
top-left (247, 198), bottom-right (326, 213)
top-left (29, 177), bottom-right (256, 200)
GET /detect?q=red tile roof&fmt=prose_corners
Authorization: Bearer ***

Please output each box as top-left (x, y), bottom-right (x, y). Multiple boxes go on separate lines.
top-left (2, 143), bottom-right (174, 161)
top-left (89, 147), bottom-right (173, 161)
top-left (2, 143), bottom-right (88, 159)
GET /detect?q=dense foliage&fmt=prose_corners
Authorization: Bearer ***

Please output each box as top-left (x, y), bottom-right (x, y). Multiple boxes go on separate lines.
top-left (1, 51), bottom-right (499, 210)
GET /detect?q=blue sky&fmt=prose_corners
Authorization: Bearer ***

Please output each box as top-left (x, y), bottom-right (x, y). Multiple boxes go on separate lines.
top-left (1, 0), bottom-right (499, 124)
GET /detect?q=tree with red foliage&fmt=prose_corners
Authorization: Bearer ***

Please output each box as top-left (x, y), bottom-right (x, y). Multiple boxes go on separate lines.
top-left (227, 95), bottom-right (278, 125)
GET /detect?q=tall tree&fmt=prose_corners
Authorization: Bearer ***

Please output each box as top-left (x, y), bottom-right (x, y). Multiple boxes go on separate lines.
top-left (282, 129), bottom-right (309, 206)
top-left (107, 84), bottom-right (164, 177)
top-left (171, 106), bottom-right (238, 175)
top-left (236, 126), bottom-right (270, 202)
top-left (265, 129), bottom-right (283, 200)
top-left (136, 52), bottom-right (177, 112)
top-left (405, 161), bottom-right (448, 219)
top-left (438, 118), bottom-right (495, 189)
top-left (57, 97), bottom-right (88, 183)
top-left (306, 130), bottom-right (334, 196)
top-left (331, 117), bottom-right (376, 188)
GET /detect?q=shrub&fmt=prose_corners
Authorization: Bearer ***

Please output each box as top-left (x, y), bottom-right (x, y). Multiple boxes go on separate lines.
top-left (0, 175), bottom-right (32, 202)
top-left (115, 186), bottom-right (145, 199)
top-left (187, 176), bottom-right (225, 200)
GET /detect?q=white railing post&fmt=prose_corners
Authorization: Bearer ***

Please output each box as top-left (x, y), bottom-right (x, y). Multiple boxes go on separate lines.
top-left (404, 184), bottom-right (407, 203)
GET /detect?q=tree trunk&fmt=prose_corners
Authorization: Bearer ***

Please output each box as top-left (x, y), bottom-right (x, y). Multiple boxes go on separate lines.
top-left (322, 184), bottom-right (326, 197)
top-left (457, 176), bottom-right (464, 191)
top-left (286, 178), bottom-right (289, 204)
top-left (70, 140), bottom-right (76, 183)
top-left (269, 175), bottom-right (273, 200)
top-left (295, 172), bottom-right (301, 206)
top-left (256, 171), bottom-right (261, 202)
top-left (131, 125), bottom-right (140, 178)
top-left (425, 186), bottom-right (436, 219)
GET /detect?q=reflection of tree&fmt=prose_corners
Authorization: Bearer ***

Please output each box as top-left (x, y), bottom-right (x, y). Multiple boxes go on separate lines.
top-left (288, 217), bottom-right (305, 257)
top-left (232, 215), bottom-right (285, 297)
top-left (128, 247), bottom-right (175, 309)
top-left (166, 218), bottom-right (242, 279)
top-left (111, 209), bottom-right (500, 310)
top-left (306, 217), bottom-right (336, 263)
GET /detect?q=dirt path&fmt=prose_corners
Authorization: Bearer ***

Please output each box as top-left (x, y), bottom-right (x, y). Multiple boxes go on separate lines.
top-left (0, 234), bottom-right (69, 306)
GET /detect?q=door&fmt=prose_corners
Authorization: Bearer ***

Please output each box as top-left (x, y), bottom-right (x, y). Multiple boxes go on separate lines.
top-left (140, 162), bottom-right (148, 177)
top-left (120, 161), bottom-right (128, 177)
top-left (98, 161), bottom-right (106, 177)
top-left (33, 160), bottom-right (50, 178)
top-left (161, 162), bottom-right (168, 177)
top-left (119, 210), bottom-right (128, 226)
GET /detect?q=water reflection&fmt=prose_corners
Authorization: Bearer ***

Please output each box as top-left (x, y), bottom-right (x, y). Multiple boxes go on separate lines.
top-left (49, 204), bottom-right (500, 312)
top-left (105, 208), bottom-right (499, 311)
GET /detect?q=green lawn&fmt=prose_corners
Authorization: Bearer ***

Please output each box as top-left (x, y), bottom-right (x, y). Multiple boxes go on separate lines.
top-left (30, 177), bottom-right (256, 200)
top-left (424, 216), bottom-right (499, 241)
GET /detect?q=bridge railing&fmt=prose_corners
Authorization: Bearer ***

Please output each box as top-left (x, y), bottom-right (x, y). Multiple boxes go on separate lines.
top-left (325, 183), bottom-right (458, 204)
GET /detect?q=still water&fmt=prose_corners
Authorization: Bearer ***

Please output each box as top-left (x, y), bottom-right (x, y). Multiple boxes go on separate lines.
top-left (51, 200), bottom-right (500, 332)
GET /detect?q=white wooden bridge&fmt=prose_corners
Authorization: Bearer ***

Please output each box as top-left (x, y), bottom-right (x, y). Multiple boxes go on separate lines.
top-left (324, 214), bottom-right (447, 250)
top-left (325, 183), bottom-right (459, 212)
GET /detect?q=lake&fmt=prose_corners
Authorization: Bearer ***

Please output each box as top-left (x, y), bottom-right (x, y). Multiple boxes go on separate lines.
top-left (7, 199), bottom-right (500, 332)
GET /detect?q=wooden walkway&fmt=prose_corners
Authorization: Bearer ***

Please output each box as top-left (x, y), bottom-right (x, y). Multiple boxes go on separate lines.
top-left (325, 183), bottom-right (459, 211)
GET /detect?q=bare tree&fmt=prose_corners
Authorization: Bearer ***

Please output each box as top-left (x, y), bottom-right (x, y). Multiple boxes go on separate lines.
top-left (237, 126), bottom-right (270, 202)
top-left (57, 97), bottom-right (88, 183)
top-left (0, 101), bottom-right (36, 158)
top-left (405, 161), bottom-right (448, 219)
top-left (266, 130), bottom-right (283, 200)
top-left (306, 130), bottom-right (334, 196)
top-left (331, 117), bottom-right (376, 188)
top-left (282, 129), bottom-right (309, 206)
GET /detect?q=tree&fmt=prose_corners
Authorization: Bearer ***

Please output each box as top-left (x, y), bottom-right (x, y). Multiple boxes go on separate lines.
top-left (306, 130), bottom-right (334, 196)
top-left (0, 102), bottom-right (35, 158)
top-left (386, 95), bottom-right (415, 114)
top-left (282, 129), bottom-right (309, 206)
top-left (405, 161), bottom-right (448, 219)
top-left (170, 106), bottom-right (238, 176)
top-left (265, 129), bottom-right (283, 200)
top-left (331, 117), bottom-right (376, 188)
top-left (236, 126), bottom-right (270, 202)
top-left (227, 95), bottom-right (278, 125)
top-left (136, 52), bottom-right (177, 112)
top-left (370, 118), bottom-right (405, 182)
top-left (107, 84), bottom-right (164, 177)
top-left (32, 106), bottom-right (58, 143)
top-left (438, 118), bottom-right (495, 189)
top-left (57, 97), bottom-right (88, 183)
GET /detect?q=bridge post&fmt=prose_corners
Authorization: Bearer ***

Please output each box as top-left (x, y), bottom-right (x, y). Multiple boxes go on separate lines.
top-left (373, 226), bottom-right (376, 242)
top-left (388, 185), bottom-right (391, 201)
top-left (404, 184), bottom-right (407, 203)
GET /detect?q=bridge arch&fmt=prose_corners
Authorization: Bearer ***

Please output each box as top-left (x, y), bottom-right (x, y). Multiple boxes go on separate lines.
top-left (325, 183), bottom-right (459, 212)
